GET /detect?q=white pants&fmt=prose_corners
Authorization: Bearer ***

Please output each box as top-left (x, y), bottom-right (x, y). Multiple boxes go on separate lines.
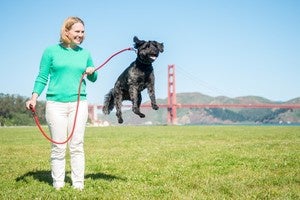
top-left (46, 100), bottom-right (88, 189)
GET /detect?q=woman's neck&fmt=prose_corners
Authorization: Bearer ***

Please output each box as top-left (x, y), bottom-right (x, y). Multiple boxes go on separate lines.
top-left (61, 43), bottom-right (77, 49)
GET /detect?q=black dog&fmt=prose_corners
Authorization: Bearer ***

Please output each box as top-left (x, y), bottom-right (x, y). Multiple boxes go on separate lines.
top-left (102, 36), bottom-right (164, 123)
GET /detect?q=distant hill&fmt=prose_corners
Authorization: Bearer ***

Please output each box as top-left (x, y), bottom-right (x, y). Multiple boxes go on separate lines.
top-left (96, 92), bottom-right (300, 125)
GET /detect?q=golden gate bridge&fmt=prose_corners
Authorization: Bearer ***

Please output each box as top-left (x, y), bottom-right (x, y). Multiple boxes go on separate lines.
top-left (88, 65), bottom-right (300, 125)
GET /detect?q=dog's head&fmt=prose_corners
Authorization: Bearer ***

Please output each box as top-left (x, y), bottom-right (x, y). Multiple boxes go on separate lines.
top-left (133, 36), bottom-right (164, 65)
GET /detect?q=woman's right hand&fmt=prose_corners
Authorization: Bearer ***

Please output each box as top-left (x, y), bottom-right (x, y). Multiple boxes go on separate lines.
top-left (25, 93), bottom-right (38, 110)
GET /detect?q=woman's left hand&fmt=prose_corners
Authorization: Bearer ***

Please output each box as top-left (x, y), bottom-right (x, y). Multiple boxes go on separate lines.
top-left (85, 67), bottom-right (95, 75)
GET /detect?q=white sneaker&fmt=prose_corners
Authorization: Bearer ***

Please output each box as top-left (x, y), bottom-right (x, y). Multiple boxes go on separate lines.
top-left (73, 186), bottom-right (84, 191)
top-left (53, 182), bottom-right (65, 190)
top-left (54, 186), bottom-right (64, 190)
top-left (73, 183), bottom-right (84, 191)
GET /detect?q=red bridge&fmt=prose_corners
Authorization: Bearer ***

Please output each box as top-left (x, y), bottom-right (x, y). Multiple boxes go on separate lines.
top-left (88, 65), bottom-right (300, 125)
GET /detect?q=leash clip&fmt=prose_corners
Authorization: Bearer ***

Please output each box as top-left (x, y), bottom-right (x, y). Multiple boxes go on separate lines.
top-left (130, 47), bottom-right (137, 54)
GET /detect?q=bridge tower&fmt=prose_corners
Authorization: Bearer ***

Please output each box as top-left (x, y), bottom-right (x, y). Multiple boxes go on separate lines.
top-left (88, 104), bottom-right (98, 124)
top-left (167, 64), bottom-right (177, 125)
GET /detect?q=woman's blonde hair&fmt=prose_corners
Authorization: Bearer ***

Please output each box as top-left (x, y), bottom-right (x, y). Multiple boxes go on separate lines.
top-left (60, 16), bottom-right (85, 45)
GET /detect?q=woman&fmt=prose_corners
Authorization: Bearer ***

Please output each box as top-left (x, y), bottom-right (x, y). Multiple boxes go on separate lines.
top-left (26, 16), bottom-right (98, 190)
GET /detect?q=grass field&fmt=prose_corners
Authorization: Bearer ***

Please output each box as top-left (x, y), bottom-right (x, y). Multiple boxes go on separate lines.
top-left (0, 126), bottom-right (299, 199)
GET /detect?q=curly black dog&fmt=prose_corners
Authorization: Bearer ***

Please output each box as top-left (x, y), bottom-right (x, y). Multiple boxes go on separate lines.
top-left (102, 36), bottom-right (164, 123)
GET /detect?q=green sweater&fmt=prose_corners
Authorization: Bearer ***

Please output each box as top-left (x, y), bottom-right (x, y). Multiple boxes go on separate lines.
top-left (33, 44), bottom-right (98, 102)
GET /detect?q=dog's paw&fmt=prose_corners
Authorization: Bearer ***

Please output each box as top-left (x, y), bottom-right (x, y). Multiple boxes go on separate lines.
top-left (118, 118), bottom-right (124, 124)
top-left (139, 113), bottom-right (145, 118)
top-left (103, 110), bottom-right (110, 115)
top-left (152, 104), bottom-right (159, 110)
top-left (102, 107), bottom-right (111, 115)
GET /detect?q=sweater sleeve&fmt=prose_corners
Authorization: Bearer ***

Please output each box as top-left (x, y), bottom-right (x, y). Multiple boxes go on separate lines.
top-left (32, 48), bottom-right (51, 95)
top-left (86, 52), bottom-right (98, 82)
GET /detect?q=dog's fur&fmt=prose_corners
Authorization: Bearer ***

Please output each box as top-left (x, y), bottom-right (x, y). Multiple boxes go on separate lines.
top-left (102, 36), bottom-right (164, 123)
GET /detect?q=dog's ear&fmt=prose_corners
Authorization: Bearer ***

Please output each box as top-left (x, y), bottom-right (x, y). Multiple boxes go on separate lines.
top-left (133, 36), bottom-right (140, 43)
top-left (156, 42), bottom-right (164, 53)
top-left (133, 36), bottom-right (145, 49)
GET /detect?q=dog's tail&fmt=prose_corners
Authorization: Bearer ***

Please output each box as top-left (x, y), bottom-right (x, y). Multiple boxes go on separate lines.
top-left (102, 89), bottom-right (115, 115)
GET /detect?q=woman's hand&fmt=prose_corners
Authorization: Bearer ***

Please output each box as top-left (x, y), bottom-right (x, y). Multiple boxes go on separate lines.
top-left (85, 67), bottom-right (95, 75)
top-left (25, 93), bottom-right (38, 110)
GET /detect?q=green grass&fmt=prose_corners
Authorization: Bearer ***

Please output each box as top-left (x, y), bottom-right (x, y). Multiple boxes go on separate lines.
top-left (0, 126), bottom-right (299, 199)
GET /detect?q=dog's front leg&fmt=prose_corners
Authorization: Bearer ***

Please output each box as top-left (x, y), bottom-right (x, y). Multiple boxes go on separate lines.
top-left (147, 74), bottom-right (159, 110)
top-left (130, 87), bottom-right (145, 118)
top-left (148, 89), bottom-right (159, 110)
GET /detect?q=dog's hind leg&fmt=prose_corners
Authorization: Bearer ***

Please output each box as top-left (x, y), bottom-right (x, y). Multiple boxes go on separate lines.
top-left (102, 89), bottom-right (115, 115)
top-left (137, 93), bottom-right (142, 108)
top-left (114, 93), bottom-right (124, 124)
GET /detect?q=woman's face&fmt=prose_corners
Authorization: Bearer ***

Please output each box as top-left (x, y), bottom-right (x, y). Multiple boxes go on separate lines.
top-left (66, 22), bottom-right (85, 46)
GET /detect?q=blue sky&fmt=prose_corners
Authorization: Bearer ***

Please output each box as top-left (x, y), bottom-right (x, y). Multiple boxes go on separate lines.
top-left (0, 0), bottom-right (299, 104)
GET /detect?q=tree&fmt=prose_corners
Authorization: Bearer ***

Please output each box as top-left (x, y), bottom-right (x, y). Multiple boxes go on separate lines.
top-left (0, 93), bottom-right (46, 126)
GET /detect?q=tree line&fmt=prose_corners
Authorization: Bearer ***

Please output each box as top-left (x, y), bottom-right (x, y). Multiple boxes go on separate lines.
top-left (0, 93), bottom-right (46, 126)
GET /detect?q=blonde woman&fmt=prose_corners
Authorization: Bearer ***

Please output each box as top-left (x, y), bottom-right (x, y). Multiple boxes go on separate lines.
top-left (26, 16), bottom-right (97, 190)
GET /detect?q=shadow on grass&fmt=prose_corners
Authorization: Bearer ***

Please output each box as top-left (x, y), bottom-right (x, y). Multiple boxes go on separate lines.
top-left (85, 173), bottom-right (126, 181)
top-left (16, 170), bottom-right (125, 186)
top-left (16, 170), bottom-right (53, 186)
